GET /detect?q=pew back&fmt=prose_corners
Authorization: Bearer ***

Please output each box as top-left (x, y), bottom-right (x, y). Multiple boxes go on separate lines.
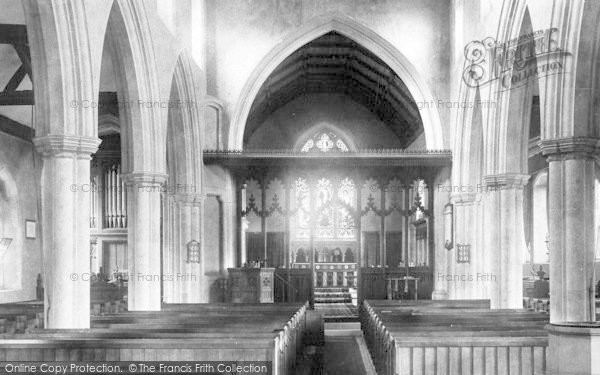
top-left (360, 300), bottom-right (548, 375)
top-left (0, 302), bottom-right (321, 375)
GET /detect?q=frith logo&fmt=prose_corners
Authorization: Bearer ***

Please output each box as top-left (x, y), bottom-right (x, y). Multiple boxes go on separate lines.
top-left (462, 28), bottom-right (571, 90)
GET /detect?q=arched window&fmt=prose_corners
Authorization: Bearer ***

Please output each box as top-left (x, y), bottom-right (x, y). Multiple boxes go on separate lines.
top-left (300, 131), bottom-right (350, 153)
top-left (294, 178), bottom-right (310, 239)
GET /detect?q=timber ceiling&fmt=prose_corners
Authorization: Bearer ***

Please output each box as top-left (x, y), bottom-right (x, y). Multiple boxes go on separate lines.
top-left (245, 32), bottom-right (424, 148)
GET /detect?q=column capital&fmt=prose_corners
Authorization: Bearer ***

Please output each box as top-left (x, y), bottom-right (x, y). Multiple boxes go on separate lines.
top-left (482, 173), bottom-right (529, 190)
top-left (538, 137), bottom-right (599, 161)
top-left (33, 134), bottom-right (101, 158)
top-left (121, 172), bottom-right (168, 186)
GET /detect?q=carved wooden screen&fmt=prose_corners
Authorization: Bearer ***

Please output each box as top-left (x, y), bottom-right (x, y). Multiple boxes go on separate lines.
top-left (363, 231), bottom-right (380, 267)
top-left (266, 232), bottom-right (285, 267)
top-left (246, 233), bottom-right (263, 262)
top-left (385, 232), bottom-right (403, 268)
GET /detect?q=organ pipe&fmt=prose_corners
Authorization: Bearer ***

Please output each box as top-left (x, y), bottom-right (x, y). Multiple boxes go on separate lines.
top-left (116, 164), bottom-right (122, 227)
top-left (101, 163), bottom-right (128, 229)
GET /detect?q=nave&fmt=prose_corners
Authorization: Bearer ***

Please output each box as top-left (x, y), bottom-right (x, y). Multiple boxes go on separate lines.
top-left (2, 0), bottom-right (600, 374)
top-left (0, 294), bottom-right (577, 375)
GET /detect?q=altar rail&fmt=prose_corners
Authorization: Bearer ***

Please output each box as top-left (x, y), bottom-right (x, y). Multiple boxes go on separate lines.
top-left (293, 263), bottom-right (356, 288)
top-left (360, 267), bottom-right (433, 300)
top-left (360, 300), bottom-right (548, 375)
top-left (314, 263), bottom-right (356, 288)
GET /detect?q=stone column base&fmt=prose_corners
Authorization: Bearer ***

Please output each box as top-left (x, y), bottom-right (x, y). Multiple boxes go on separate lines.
top-left (546, 323), bottom-right (600, 375)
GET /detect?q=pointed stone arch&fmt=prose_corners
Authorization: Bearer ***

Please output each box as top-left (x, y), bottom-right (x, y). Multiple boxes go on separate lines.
top-left (103, 0), bottom-right (165, 175)
top-left (163, 51), bottom-right (206, 304)
top-left (228, 13), bottom-right (444, 150)
top-left (453, 85), bottom-right (486, 191)
top-left (99, 0), bottom-right (166, 311)
top-left (487, 4), bottom-right (540, 175)
top-left (23, 0), bottom-right (98, 138)
top-left (166, 51), bottom-right (204, 188)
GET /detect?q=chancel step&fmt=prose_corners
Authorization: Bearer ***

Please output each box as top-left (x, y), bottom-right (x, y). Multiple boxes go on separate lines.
top-left (316, 288), bottom-right (350, 293)
top-left (315, 287), bottom-right (352, 304)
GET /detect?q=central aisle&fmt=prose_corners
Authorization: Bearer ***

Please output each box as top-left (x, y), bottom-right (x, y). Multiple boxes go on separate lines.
top-left (322, 322), bottom-right (376, 375)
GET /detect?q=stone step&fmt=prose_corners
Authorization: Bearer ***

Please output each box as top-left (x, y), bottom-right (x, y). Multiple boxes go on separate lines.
top-left (315, 299), bottom-right (352, 303)
top-left (314, 291), bottom-right (351, 295)
top-left (315, 287), bottom-right (350, 293)
top-left (315, 297), bottom-right (352, 303)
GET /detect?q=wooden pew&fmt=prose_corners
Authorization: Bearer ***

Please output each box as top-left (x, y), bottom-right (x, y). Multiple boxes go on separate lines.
top-left (360, 300), bottom-right (549, 375)
top-left (0, 302), bottom-right (322, 375)
top-left (0, 297), bottom-right (127, 333)
top-left (0, 303), bottom-right (45, 333)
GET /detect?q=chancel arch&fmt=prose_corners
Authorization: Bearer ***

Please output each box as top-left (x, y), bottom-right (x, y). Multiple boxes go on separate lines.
top-left (228, 13), bottom-right (445, 151)
top-left (210, 19), bottom-right (450, 301)
top-left (201, 10), bottom-right (453, 306)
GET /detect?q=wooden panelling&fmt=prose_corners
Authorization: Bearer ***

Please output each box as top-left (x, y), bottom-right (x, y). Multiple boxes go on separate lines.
top-left (361, 300), bottom-right (549, 375)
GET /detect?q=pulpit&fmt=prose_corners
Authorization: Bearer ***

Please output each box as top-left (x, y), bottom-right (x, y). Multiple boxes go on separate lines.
top-left (227, 268), bottom-right (275, 303)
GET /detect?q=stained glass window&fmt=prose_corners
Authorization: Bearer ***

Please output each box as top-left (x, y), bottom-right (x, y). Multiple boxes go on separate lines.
top-left (301, 139), bottom-right (314, 153)
top-left (293, 177), bottom-right (356, 240)
top-left (295, 178), bottom-right (310, 239)
top-left (337, 178), bottom-right (356, 239)
top-left (300, 131), bottom-right (350, 153)
top-left (315, 178), bottom-right (334, 238)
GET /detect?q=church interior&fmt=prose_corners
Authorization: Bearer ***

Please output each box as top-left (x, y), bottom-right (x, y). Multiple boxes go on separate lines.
top-left (0, 0), bottom-right (600, 374)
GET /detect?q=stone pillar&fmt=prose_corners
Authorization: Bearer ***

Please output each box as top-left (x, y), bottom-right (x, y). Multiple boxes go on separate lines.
top-left (546, 323), bottom-right (600, 375)
top-left (447, 192), bottom-right (481, 300)
top-left (540, 138), bottom-right (597, 323)
top-left (239, 183), bottom-right (247, 266)
top-left (482, 173), bottom-right (529, 309)
top-left (221, 183), bottom-right (237, 270)
top-left (164, 193), bottom-right (204, 303)
top-left (34, 135), bottom-right (101, 329)
top-left (123, 172), bottom-right (167, 311)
